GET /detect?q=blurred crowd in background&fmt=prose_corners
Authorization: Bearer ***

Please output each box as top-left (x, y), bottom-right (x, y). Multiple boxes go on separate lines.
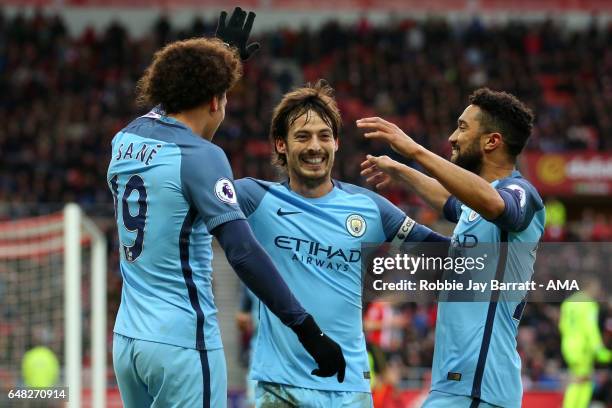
top-left (2, 9), bottom-right (612, 209)
top-left (1, 8), bottom-right (611, 402)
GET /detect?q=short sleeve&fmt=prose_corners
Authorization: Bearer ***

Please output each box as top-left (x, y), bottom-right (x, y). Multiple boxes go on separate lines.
top-left (334, 181), bottom-right (441, 243)
top-left (234, 177), bottom-right (269, 217)
top-left (365, 191), bottom-right (409, 241)
top-left (443, 196), bottom-right (462, 223)
top-left (491, 178), bottom-right (544, 232)
top-left (335, 182), bottom-right (405, 241)
top-left (364, 190), bottom-right (438, 243)
top-left (180, 142), bottom-right (245, 231)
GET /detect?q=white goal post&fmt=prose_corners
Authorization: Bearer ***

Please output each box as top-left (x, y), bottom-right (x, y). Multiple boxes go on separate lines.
top-left (64, 203), bottom-right (107, 408)
top-left (0, 203), bottom-right (106, 408)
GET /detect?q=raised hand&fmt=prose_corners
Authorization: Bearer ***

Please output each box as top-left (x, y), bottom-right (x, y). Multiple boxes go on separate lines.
top-left (356, 117), bottom-right (421, 158)
top-left (215, 7), bottom-right (260, 60)
top-left (360, 155), bottom-right (400, 190)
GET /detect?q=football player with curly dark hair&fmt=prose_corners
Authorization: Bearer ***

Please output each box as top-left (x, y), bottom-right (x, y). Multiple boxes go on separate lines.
top-left (108, 8), bottom-right (344, 408)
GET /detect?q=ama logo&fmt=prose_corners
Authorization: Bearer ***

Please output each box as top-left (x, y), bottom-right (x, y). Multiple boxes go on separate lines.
top-left (214, 178), bottom-right (237, 204)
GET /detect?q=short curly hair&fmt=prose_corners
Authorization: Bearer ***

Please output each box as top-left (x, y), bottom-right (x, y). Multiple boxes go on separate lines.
top-left (136, 37), bottom-right (242, 114)
top-left (469, 88), bottom-right (535, 158)
top-left (270, 80), bottom-right (342, 168)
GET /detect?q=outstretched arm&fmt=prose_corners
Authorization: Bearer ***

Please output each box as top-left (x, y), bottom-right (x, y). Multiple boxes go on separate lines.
top-left (357, 117), bottom-right (505, 220)
top-left (361, 154), bottom-right (450, 213)
top-left (213, 219), bottom-right (305, 327)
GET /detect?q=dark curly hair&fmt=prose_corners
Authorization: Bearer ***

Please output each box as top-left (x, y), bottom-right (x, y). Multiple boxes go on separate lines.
top-left (469, 88), bottom-right (535, 158)
top-left (270, 79), bottom-right (342, 168)
top-left (136, 37), bottom-right (242, 114)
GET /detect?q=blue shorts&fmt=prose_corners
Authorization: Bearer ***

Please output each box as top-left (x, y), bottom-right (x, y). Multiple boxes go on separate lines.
top-left (255, 381), bottom-right (372, 408)
top-left (423, 390), bottom-right (500, 408)
top-left (113, 333), bottom-right (227, 408)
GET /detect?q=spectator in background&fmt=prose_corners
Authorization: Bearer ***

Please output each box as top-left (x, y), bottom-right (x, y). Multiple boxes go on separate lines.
top-left (544, 197), bottom-right (566, 241)
top-left (364, 299), bottom-right (407, 358)
top-left (559, 277), bottom-right (612, 408)
top-left (2, 12), bottom-right (612, 213)
top-left (591, 213), bottom-right (611, 241)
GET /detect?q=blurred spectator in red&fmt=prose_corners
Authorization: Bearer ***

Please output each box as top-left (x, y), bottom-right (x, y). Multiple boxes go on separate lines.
top-left (591, 213), bottom-right (612, 241)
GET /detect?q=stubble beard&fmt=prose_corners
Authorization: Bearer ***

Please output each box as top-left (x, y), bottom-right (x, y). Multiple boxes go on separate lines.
top-left (451, 140), bottom-right (483, 175)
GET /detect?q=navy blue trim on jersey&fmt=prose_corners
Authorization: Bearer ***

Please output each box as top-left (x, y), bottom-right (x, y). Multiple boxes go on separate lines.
top-left (199, 350), bottom-right (211, 408)
top-left (492, 178), bottom-right (544, 232)
top-left (469, 398), bottom-right (480, 408)
top-left (179, 207), bottom-right (207, 350)
top-left (513, 300), bottom-right (527, 321)
top-left (418, 230), bottom-right (450, 243)
top-left (471, 230), bottom-right (509, 400)
top-left (443, 196), bottom-right (462, 223)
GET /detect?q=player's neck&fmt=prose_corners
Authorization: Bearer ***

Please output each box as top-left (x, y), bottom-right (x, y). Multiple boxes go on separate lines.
top-left (479, 159), bottom-right (515, 183)
top-left (168, 108), bottom-right (211, 140)
top-left (288, 177), bottom-right (334, 198)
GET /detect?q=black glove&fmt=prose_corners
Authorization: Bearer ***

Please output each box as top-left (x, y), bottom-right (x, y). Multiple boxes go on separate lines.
top-left (215, 7), bottom-right (260, 61)
top-left (291, 315), bottom-right (346, 382)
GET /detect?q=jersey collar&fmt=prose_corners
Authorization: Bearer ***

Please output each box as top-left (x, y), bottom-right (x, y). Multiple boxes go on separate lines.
top-left (157, 114), bottom-right (191, 131)
top-left (141, 106), bottom-right (191, 132)
top-left (491, 169), bottom-right (522, 187)
top-left (281, 178), bottom-right (340, 202)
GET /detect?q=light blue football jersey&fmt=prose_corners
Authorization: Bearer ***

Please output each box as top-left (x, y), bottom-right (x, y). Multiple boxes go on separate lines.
top-left (107, 110), bottom-right (245, 351)
top-left (434, 170), bottom-right (545, 407)
top-left (235, 178), bottom-right (434, 393)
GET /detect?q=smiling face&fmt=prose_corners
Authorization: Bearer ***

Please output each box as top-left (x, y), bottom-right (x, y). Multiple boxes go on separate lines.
top-left (276, 110), bottom-right (338, 189)
top-left (448, 104), bottom-right (486, 174)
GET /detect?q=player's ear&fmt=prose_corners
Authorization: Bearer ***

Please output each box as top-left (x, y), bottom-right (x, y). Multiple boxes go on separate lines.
top-left (334, 136), bottom-right (339, 152)
top-left (276, 137), bottom-right (286, 154)
top-left (209, 96), bottom-right (219, 113)
top-left (483, 132), bottom-right (502, 153)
